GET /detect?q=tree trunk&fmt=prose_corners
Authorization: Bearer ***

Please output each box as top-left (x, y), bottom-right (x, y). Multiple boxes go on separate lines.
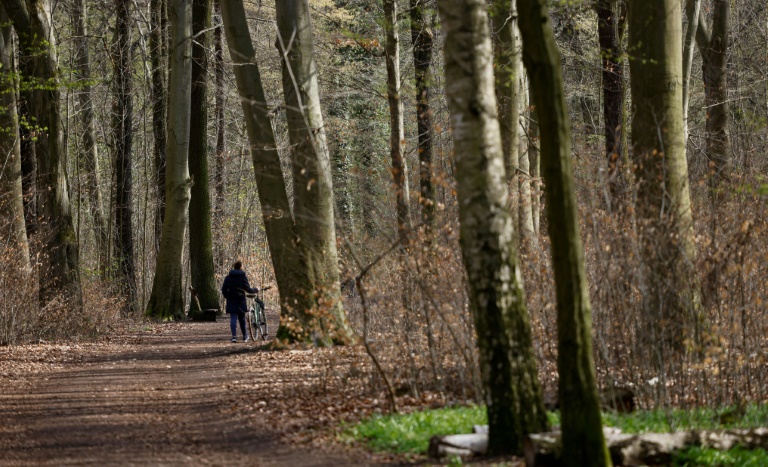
top-left (0, 5), bottom-right (31, 272)
top-left (71, 0), bottom-right (108, 265)
top-left (517, 0), bottom-right (611, 465)
top-left (5, 0), bottom-right (82, 310)
top-left (112, 0), bottom-right (137, 308)
top-left (491, 0), bottom-right (520, 226)
top-left (597, 0), bottom-right (627, 208)
top-left (683, 0), bottom-right (702, 144)
top-left (409, 0), bottom-right (435, 234)
top-left (518, 75), bottom-right (536, 247)
top-left (528, 95), bottom-right (541, 236)
top-left (438, 0), bottom-right (549, 455)
top-left (383, 0), bottom-right (411, 240)
top-left (219, 0), bottom-right (316, 339)
top-left (213, 1), bottom-right (225, 225)
top-left (275, 0), bottom-right (353, 344)
top-left (695, 0), bottom-right (731, 184)
top-left (145, 0), bottom-right (193, 320)
top-left (187, 0), bottom-right (219, 315)
top-left (628, 0), bottom-right (698, 351)
top-left (151, 0), bottom-right (168, 251)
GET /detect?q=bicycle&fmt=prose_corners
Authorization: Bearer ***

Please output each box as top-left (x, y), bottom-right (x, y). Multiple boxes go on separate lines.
top-left (244, 286), bottom-right (271, 341)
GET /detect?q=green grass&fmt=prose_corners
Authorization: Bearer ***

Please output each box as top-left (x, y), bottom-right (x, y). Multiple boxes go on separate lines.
top-left (345, 403), bottom-right (768, 464)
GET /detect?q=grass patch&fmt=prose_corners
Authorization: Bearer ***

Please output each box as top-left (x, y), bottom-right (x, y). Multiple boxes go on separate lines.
top-left (345, 403), bottom-right (768, 461)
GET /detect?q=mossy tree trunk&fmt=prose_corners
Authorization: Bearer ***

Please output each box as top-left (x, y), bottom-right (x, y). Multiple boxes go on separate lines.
top-left (628, 0), bottom-right (698, 351)
top-left (491, 0), bottom-right (520, 226)
top-left (517, 0), bottom-right (611, 465)
top-left (187, 0), bottom-right (219, 315)
top-left (5, 0), bottom-right (82, 311)
top-left (437, 0), bottom-right (549, 455)
top-left (219, 0), bottom-right (318, 341)
top-left (0, 6), bottom-right (31, 272)
top-left (145, 0), bottom-right (193, 320)
top-left (275, 0), bottom-right (353, 344)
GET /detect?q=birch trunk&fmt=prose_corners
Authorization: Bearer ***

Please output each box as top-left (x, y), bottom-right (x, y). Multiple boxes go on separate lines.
top-left (145, 0), bottom-right (193, 320)
top-left (438, 0), bottom-right (549, 455)
top-left (384, 0), bottom-right (411, 239)
top-left (517, 0), bottom-right (610, 464)
top-left (275, 0), bottom-right (352, 344)
top-left (188, 0), bottom-right (219, 314)
top-left (0, 6), bottom-right (31, 272)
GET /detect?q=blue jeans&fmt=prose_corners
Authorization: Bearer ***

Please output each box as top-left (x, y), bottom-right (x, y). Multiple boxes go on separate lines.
top-left (230, 311), bottom-right (247, 339)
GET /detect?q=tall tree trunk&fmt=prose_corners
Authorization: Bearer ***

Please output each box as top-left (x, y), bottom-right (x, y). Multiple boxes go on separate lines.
top-left (491, 0), bottom-right (520, 227)
top-left (6, 0), bottom-right (82, 310)
top-left (112, 0), bottom-right (137, 307)
top-left (438, 0), bottom-right (549, 455)
top-left (151, 0), bottom-right (168, 251)
top-left (597, 0), bottom-right (627, 208)
top-left (528, 95), bottom-right (541, 236)
top-left (219, 0), bottom-right (315, 340)
top-left (145, 0), bottom-right (193, 320)
top-left (628, 0), bottom-right (698, 351)
top-left (213, 1), bottom-right (225, 224)
top-left (383, 0), bottom-right (411, 239)
top-left (518, 74), bottom-right (536, 246)
top-left (695, 0), bottom-right (731, 184)
top-left (517, 0), bottom-right (611, 465)
top-left (683, 0), bottom-right (702, 143)
top-left (410, 0), bottom-right (435, 235)
top-left (0, 6), bottom-right (31, 272)
top-left (275, 0), bottom-right (353, 344)
top-left (71, 0), bottom-right (108, 265)
top-left (188, 0), bottom-right (219, 315)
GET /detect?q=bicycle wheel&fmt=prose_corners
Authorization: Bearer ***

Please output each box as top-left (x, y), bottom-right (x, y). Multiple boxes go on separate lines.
top-left (247, 306), bottom-right (256, 342)
top-left (257, 307), bottom-right (268, 340)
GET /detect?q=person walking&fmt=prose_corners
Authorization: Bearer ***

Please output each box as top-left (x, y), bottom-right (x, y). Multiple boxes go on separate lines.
top-left (221, 261), bottom-right (258, 342)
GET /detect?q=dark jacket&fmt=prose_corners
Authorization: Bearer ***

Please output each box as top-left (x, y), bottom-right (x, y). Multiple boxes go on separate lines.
top-left (221, 269), bottom-right (257, 314)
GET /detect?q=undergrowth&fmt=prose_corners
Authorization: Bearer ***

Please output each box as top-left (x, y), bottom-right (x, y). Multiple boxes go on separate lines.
top-left (345, 403), bottom-right (768, 464)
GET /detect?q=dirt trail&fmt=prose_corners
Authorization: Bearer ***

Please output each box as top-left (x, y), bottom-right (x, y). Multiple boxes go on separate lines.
top-left (0, 321), bottom-right (364, 466)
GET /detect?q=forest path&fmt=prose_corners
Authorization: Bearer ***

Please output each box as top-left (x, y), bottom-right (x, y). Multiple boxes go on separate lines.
top-left (0, 321), bottom-right (364, 466)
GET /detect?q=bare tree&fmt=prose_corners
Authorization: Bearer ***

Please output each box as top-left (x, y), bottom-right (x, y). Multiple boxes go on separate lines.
top-left (150, 0), bottom-right (168, 250)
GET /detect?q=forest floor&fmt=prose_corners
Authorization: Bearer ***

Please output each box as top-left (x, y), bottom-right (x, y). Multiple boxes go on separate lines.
top-left (0, 319), bottom-right (420, 466)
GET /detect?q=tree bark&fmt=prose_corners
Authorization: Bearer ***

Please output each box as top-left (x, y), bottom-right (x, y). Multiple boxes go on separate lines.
top-left (628, 0), bottom-right (698, 351)
top-left (695, 0), bottom-right (731, 184)
top-left (0, 5), bottom-right (31, 272)
top-left (517, 0), bottom-right (611, 465)
top-left (383, 0), bottom-right (412, 240)
top-left (213, 1), bottom-right (225, 223)
top-left (596, 0), bottom-right (626, 208)
top-left (145, 0), bottom-right (193, 320)
top-left (518, 76), bottom-right (535, 246)
top-left (409, 0), bottom-right (435, 235)
top-left (438, 0), bottom-right (549, 455)
top-left (528, 95), bottom-right (541, 236)
top-left (151, 0), bottom-right (168, 251)
top-left (187, 0), bottom-right (219, 315)
top-left (112, 0), bottom-right (137, 307)
top-left (71, 0), bottom-right (108, 265)
top-left (491, 0), bottom-right (520, 227)
top-left (219, 0), bottom-right (316, 340)
top-left (275, 0), bottom-right (353, 344)
top-left (5, 0), bottom-right (82, 310)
